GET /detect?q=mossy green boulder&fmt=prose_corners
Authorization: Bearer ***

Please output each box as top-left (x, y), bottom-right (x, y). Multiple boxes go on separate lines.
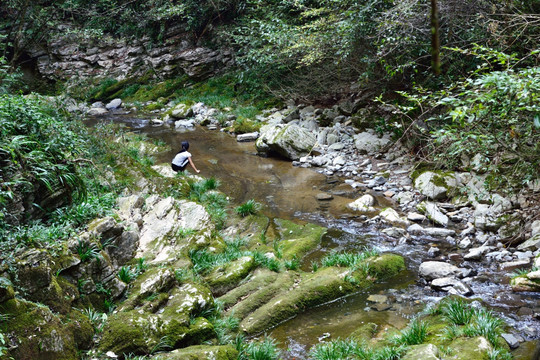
top-left (206, 255), bottom-right (256, 296)
top-left (0, 298), bottom-right (83, 360)
top-left (150, 345), bottom-right (238, 359)
top-left (273, 219), bottom-right (326, 260)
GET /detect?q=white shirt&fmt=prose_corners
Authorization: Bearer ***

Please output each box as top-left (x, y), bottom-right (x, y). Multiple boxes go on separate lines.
top-left (172, 151), bottom-right (191, 167)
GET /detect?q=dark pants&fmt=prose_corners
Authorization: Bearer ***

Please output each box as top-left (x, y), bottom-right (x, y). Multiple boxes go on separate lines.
top-left (171, 163), bottom-right (186, 172)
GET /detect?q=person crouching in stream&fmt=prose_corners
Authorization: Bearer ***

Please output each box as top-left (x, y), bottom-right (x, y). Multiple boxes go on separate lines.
top-left (171, 141), bottom-right (200, 174)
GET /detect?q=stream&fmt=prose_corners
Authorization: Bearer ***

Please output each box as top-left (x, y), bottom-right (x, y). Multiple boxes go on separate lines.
top-left (90, 113), bottom-right (539, 359)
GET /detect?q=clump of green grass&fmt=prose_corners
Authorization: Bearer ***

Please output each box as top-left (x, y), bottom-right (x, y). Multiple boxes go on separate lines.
top-left (77, 239), bottom-right (101, 262)
top-left (188, 177), bottom-right (221, 201)
top-left (83, 308), bottom-right (108, 333)
top-left (391, 318), bottom-right (429, 346)
top-left (236, 199), bottom-right (261, 217)
top-left (238, 336), bottom-right (281, 360)
top-left (309, 338), bottom-right (406, 360)
top-left (253, 251), bottom-right (281, 272)
top-left (463, 308), bottom-right (504, 346)
top-left (283, 256), bottom-right (299, 270)
top-left (440, 297), bottom-right (475, 325)
top-left (118, 258), bottom-right (147, 284)
top-left (320, 247), bottom-right (379, 270)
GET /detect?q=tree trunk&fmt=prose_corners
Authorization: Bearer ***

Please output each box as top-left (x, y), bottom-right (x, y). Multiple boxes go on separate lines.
top-left (431, 0), bottom-right (441, 76)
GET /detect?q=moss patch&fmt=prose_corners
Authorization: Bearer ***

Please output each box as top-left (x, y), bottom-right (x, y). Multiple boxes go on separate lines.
top-left (366, 254), bottom-right (406, 279)
top-left (206, 256), bottom-right (256, 296)
top-left (0, 299), bottom-right (79, 360)
top-left (273, 219), bottom-right (326, 260)
top-left (239, 267), bottom-right (357, 335)
top-left (151, 345), bottom-right (238, 360)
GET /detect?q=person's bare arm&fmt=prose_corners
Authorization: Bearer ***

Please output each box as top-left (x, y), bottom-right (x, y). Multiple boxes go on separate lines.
top-left (188, 157), bottom-right (200, 173)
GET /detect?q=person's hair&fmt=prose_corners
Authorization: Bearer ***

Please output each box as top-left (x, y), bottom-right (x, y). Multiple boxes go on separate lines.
top-left (180, 141), bottom-right (189, 152)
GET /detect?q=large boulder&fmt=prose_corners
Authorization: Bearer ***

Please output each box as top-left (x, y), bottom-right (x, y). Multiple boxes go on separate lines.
top-left (0, 298), bottom-right (91, 360)
top-left (414, 171), bottom-right (459, 200)
top-left (255, 123), bottom-right (316, 160)
top-left (170, 103), bottom-right (194, 119)
top-left (353, 130), bottom-right (391, 155)
top-left (348, 194), bottom-right (377, 213)
top-left (419, 261), bottom-right (460, 280)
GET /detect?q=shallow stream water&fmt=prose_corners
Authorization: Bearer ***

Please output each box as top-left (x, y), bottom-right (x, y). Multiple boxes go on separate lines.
top-left (90, 113), bottom-right (539, 359)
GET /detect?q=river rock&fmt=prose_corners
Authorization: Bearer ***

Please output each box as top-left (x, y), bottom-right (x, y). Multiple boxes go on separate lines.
top-left (396, 191), bottom-right (414, 205)
top-left (354, 130), bottom-right (391, 155)
top-left (417, 201), bottom-right (449, 227)
top-left (463, 246), bottom-right (494, 261)
top-left (511, 276), bottom-right (540, 292)
top-left (105, 98), bottom-right (122, 110)
top-left (379, 208), bottom-right (409, 226)
top-left (316, 193), bottom-right (334, 201)
top-left (407, 224), bottom-right (456, 238)
top-left (499, 259), bottom-right (530, 271)
top-left (381, 227), bottom-right (407, 238)
top-left (256, 123), bottom-right (316, 160)
top-left (517, 234), bottom-right (540, 251)
top-left (419, 261), bottom-right (460, 280)
top-left (348, 194), bottom-right (376, 213)
top-left (237, 132), bottom-right (259, 142)
top-left (87, 107), bottom-right (108, 116)
top-left (407, 212), bottom-right (426, 222)
top-left (175, 119), bottom-right (195, 129)
top-left (152, 345), bottom-right (239, 359)
top-left (431, 277), bottom-right (473, 296)
top-left (501, 333), bottom-right (521, 349)
top-left (532, 220), bottom-right (540, 237)
top-left (367, 294), bottom-right (388, 303)
top-left (414, 171), bottom-right (458, 200)
top-left (171, 103), bottom-right (194, 119)
top-left (401, 344), bottom-right (440, 360)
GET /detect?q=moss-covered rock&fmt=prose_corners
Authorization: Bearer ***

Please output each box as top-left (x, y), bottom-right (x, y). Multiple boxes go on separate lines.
top-left (366, 254), bottom-right (406, 279)
top-left (99, 311), bottom-right (161, 355)
top-left (239, 267), bottom-right (357, 335)
top-left (511, 275), bottom-right (540, 292)
top-left (0, 298), bottom-right (79, 360)
top-left (442, 336), bottom-right (492, 360)
top-left (349, 323), bottom-right (378, 342)
top-left (220, 270), bottom-right (296, 320)
top-left (413, 171), bottom-right (459, 201)
top-left (65, 309), bottom-right (94, 350)
top-left (273, 219), bottom-right (326, 260)
top-left (206, 256), bottom-right (255, 296)
top-left (150, 345), bottom-right (238, 360)
top-left (0, 277), bottom-right (15, 303)
top-left (402, 344), bottom-right (440, 360)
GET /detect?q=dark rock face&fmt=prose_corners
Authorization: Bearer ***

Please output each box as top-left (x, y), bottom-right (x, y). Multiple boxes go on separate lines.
top-left (27, 24), bottom-right (233, 82)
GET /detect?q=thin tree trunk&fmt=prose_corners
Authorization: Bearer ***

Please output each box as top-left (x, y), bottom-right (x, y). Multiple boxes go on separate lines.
top-left (431, 0), bottom-right (441, 76)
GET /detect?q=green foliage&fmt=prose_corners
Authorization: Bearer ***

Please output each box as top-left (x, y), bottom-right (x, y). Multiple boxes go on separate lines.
top-left (320, 248), bottom-right (379, 270)
top-left (440, 297), bottom-right (475, 325)
top-left (283, 256), bottom-right (299, 271)
top-left (309, 338), bottom-right (406, 360)
top-left (235, 199), bottom-right (261, 217)
top-left (76, 240), bottom-right (101, 262)
top-left (389, 49), bottom-right (540, 189)
top-left (463, 308), bottom-right (504, 347)
top-left (0, 95), bottom-right (87, 224)
top-left (238, 336), bottom-right (280, 360)
top-left (391, 318), bottom-right (428, 346)
top-left (83, 308), bottom-right (108, 333)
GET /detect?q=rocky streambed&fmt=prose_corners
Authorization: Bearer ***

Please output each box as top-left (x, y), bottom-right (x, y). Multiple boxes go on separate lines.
top-left (2, 97), bottom-right (539, 360)
top-left (86, 98), bottom-right (540, 358)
